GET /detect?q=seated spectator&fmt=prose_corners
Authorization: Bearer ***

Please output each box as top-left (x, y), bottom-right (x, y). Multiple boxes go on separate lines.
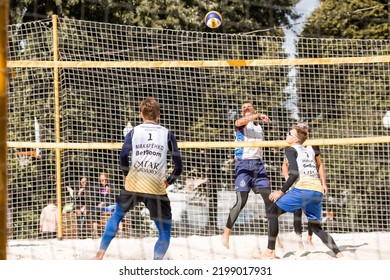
top-left (92, 172), bottom-right (117, 237)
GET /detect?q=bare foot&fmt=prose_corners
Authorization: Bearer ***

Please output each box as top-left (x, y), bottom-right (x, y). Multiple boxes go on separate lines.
top-left (336, 252), bottom-right (344, 258)
top-left (261, 249), bottom-right (277, 259)
top-left (276, 235), bottom-right (284, 249)
top-left (94, 249), bottom-right (106, 260)
top-left (221, 228), bottom-right (231, 249)
top-left (297, 240), bottom-right (304, 251)
top-left (291, 233), bottom-right (304, 251)
top-left (306, 236), bottom-right (315, 248)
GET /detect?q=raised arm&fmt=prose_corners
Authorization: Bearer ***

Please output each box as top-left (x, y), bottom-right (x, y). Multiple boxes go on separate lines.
top-left (235, 112), bottom-right (270, 127)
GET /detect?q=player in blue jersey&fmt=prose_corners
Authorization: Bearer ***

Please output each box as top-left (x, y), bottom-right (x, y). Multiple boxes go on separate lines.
top-left (263, 125), bottom-right (343, 259)
top-left (94, 97), bottom-right (183, 260)
top-left (222, 101), bottom-right (272, 249)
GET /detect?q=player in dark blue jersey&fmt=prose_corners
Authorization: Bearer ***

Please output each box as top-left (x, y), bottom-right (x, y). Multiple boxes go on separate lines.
top-left (94, 97), bottom-right (183, 260)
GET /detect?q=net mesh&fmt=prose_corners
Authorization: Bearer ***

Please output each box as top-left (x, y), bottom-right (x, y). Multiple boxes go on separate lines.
top-left (6, 17), bottom-right (390, 244)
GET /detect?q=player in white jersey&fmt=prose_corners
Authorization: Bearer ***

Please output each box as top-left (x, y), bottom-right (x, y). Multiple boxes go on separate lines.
top-left (262, 126), bottom-right (343, 259)
top-left (222, 101), bottom-right (272, 249)
top-left (94, 97), bottom-right (183, 260)
top-left (277, 122), bottom-right (328, 248)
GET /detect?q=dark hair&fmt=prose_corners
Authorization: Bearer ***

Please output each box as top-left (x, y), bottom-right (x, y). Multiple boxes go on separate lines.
top-left (48, 198), bottom-right (56, 204)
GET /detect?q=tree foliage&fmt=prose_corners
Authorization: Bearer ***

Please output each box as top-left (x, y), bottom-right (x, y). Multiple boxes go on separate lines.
top-left (302, 0), bottom-right (389, 39)
top-left (9, 1), bottom-right (390, 37)
top-left (10, 0), bottom-right (298, 35)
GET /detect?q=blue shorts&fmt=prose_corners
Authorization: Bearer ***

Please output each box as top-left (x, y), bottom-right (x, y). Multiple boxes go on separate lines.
top-left (276, 188), bottom-right (323, 221)
top-left (235, 159), bottom-right (270, 193)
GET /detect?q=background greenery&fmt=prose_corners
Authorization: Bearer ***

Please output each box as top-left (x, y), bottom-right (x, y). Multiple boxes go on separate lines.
top-left (9, 0), bottom-right (390, 38)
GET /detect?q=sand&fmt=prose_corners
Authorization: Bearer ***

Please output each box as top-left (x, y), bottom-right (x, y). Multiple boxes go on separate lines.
top-left (6, 231), bottom-right (390, 260)
top-left (3, 232), bottom-right (389, 279)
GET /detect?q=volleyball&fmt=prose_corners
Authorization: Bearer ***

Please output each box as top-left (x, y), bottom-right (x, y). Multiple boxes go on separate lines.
top-left (204, 11), bottom-right (222, 29)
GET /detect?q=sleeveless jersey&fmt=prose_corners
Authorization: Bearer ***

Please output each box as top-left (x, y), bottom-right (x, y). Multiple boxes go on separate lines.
top-left (292, 145), bottom-right (322, 193)
top-left (124, 123), bottom-right (169, 195)
top-left (235, 121), bottom-right (264, 160)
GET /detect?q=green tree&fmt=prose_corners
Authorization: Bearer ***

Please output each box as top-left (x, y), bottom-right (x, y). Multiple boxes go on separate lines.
top-left (10, 0), bottom-right (299, 35)
top-left (302, 0), bottom-right (389, 39)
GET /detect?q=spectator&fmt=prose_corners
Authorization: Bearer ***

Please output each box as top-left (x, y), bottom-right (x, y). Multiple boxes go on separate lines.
top-left (73, 176), bottom-right (94, 239)
top-left (92, 172), bottom-right (117, 237)
top-left (39, 198), bottom-right (58, 239)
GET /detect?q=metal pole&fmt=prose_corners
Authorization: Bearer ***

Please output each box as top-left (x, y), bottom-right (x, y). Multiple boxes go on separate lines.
top-left (0, 0), bottom-right (10, 260)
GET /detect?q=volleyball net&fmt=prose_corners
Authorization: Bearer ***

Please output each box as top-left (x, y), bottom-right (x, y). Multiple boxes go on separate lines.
top-left (5, 16), bottom-right (390, 244)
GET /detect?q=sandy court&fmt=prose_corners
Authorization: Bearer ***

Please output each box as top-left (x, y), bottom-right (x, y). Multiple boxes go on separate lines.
top-left (6, 231), bottom-right (390, 260)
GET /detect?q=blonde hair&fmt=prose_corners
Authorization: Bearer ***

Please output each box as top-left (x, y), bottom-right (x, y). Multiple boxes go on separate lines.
top-left (292, 125), bottom-right (308, 143)
top-left (297, 121), bottom-right (309, 131)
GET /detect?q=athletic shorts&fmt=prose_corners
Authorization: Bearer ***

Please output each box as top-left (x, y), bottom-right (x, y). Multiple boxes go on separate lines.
top-left (276, 188), bottom-right (323, 221)
top-left (235, 159), bottom-right (270, 193)
top-left (116, 189), bottom-right (172, 221)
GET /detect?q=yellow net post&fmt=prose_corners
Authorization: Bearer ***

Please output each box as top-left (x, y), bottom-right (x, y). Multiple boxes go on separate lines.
top-left (0, 0), bottom-right (9, 260)
top-left (52, 14), bottom-right (64, 240)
